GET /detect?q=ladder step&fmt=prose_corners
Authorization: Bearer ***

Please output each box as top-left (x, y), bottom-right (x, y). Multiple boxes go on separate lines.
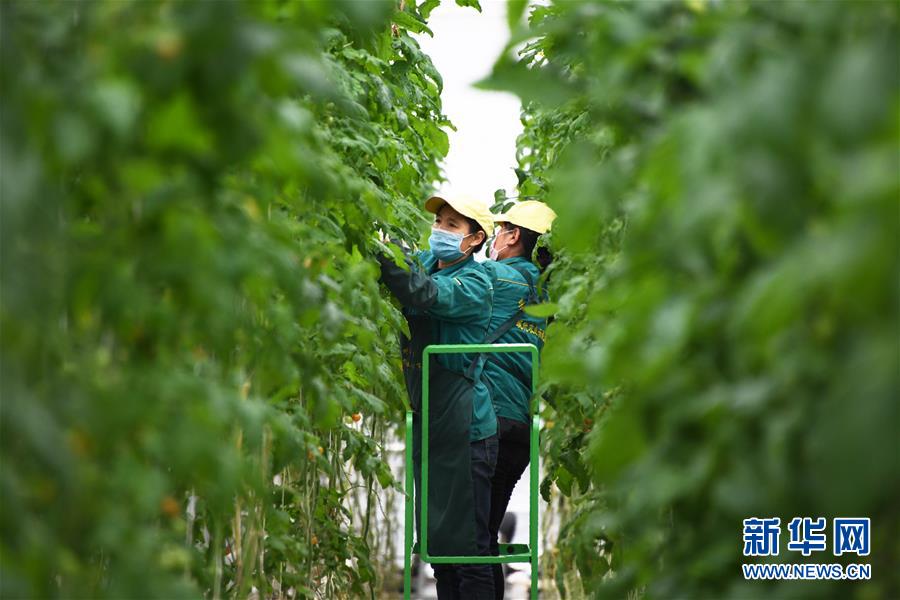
top-left (410, 542), bottom-right (531, 558)
top-left (499, 543), bottom-right (531, 555)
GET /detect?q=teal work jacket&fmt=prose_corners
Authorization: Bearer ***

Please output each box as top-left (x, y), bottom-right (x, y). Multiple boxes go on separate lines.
top-left (481, 256), bottom-right (547, 425)
top-left (378, 249), bottom-right (497, 441)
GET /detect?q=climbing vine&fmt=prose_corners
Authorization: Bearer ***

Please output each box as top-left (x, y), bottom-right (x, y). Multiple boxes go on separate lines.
top-left (0, 1), bottom-right (463, 597)
top-left (485, 1), bottom-right (899, 598)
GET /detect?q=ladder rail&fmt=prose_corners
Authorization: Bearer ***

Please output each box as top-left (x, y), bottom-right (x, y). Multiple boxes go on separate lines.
top-left (405, 343), bottom-right (540, 599)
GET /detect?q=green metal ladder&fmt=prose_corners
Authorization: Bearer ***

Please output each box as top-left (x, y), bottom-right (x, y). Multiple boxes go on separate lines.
top-left (404, 343), bottom-right (540, 599)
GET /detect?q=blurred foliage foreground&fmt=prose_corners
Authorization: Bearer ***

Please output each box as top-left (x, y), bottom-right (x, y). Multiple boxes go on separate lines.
top-left (482, 1), bottom-right (899, 598)
top-left (1, 0), bottom-right (462, 597)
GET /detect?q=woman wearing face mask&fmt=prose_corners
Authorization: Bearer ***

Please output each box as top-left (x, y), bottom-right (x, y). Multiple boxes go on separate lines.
top-left (480, 201), bottom-right (556, 599)
top-left (377, 195), bottom-right (498, 600)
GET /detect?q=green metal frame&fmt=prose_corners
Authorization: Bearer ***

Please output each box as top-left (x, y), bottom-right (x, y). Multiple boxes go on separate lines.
top-left (404, 343), bottom-right (540, 599)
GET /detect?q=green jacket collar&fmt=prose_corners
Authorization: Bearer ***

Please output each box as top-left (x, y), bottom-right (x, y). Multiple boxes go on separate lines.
top-left (428, 253), bottom-right (476, 276)
top-left (499, 256), bottom-right (540, 276)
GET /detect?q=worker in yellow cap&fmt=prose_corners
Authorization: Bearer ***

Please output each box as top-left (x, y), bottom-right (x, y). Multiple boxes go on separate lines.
top-left (479, 200), bottom-right (556, 598)
top-left (377, 195), bottom-right (498, 599)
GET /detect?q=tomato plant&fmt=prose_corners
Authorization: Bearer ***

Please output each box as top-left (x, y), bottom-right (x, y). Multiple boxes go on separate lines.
top-left (485, 1), bottom-right (899, 597)
top-left (0, 1), bottom-right (460, 597)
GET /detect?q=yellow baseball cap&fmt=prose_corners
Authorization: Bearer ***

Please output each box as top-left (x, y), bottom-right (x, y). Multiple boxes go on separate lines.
top-left (424, 195), bottom-right (494, 236)
top-left (493, 200), bottom-right (557, 234)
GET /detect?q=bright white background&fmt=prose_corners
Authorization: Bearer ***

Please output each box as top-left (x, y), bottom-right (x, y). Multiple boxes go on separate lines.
top-left (415, 1), bottom-right (523, 206)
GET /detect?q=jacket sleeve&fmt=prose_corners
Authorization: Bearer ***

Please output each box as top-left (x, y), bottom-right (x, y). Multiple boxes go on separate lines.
top-left (426, 270), bottom-right (492, 323)
top-left (377, 250), bottom-right (438, 310)
top-left (378, 249), bottom-right (491, 322)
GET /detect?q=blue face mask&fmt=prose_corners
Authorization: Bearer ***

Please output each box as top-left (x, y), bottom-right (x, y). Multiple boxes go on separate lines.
top-left (429, 227), bottom-right (473, 261)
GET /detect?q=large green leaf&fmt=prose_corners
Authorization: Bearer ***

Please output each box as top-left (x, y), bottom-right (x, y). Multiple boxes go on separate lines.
top-left (392, 10), bottom-right (434, 37)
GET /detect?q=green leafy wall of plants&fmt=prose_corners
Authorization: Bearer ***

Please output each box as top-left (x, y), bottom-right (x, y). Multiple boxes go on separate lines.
top-left (1, 1), bottom-right (455, 597)
top-left (484, 1), bottom-right (899, 597)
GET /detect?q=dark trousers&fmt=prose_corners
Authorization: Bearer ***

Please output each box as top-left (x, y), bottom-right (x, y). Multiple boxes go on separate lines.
top-left (487, 417), bottom-right (531, 600)
top-left (434, 434), bottom-right (498, 600)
